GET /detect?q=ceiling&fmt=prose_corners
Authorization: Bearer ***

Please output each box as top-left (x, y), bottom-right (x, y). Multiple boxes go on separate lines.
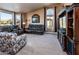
top-left (0, 3), bottom-right (72, 13)
top-left (0, 3), bottom-right (51, 13)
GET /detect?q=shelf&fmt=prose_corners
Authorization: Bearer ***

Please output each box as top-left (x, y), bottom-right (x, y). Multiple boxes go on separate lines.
top-left (68, 26), bottom-right (73, 29)
top-left (67, 36), bottom-right (74, 42)
top-left (67, 38), bottom-right (74, 55)
top-left (67, 9), bottom-right (73, 42)
top-left (68, 17), bottom-right (73, 19)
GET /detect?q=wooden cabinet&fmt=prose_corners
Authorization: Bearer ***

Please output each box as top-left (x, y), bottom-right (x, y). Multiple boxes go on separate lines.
top-left (57, 3), bottom-right (79, 55)
top-left (74, 7), bottom-right (79, 42)
top-left (57, 7), bottom-right (68, 51)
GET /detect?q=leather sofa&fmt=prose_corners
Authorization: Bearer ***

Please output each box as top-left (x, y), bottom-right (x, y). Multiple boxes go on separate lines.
top-left (26, 24), bottom-right (44, 34)
top-left (10, 25), bottom-right (23, 35)
top-left (0, 25), bottom-right (23, 35)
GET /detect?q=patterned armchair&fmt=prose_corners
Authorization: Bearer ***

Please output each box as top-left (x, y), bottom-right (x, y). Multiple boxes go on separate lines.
top-left (0, 32), bottom-right (26, 55)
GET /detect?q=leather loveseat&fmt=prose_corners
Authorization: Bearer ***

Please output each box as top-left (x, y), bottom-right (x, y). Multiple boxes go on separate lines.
top-left (26, 24), bottom-right (44, 34)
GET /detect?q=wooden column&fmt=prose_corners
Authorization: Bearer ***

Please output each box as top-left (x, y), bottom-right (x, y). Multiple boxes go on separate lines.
top-left (21, 13), bottom-right (23, 28)
top-left (44, 7), bottom-right (46, 32)
top-left (14, 12), bottom-right (16, 25)
top-left (54, 6), bottom-right (57, 32)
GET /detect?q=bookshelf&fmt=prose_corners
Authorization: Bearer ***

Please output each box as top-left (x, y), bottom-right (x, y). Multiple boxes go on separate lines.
top-left (58, 3), bottom-right (79, 55)
top-left (57, 8), bottom-right (68, 51)
top-left (67, 9), bottom-right (73, 40)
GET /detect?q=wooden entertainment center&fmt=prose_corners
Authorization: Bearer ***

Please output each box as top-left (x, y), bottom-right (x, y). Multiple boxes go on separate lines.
top-left (57, 3), bottom-right (79, 55)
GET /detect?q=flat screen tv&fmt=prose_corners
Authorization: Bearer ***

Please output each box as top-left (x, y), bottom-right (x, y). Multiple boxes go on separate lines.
top-left (62, 16), bottom-right (66, 29)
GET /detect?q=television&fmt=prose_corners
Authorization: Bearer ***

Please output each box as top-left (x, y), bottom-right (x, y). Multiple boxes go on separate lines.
top-left (62, 16), bottom-right (66, 29)
top-left (59, 16), bottom-right (66, 34)
top-left (59, 18), bottom-right (63, 29)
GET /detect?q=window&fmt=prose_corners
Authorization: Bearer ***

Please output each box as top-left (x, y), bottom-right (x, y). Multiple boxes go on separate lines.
top-left (0, 12), bottom-right (13, 26)
top-left (46, 8), bottom-right (55, 31)
top-left (32, 14), bottom-right (40, 23)
top-left (46, 8), bottom-right (54, 16)
top-left (15, 14), bottom-right (21, 28)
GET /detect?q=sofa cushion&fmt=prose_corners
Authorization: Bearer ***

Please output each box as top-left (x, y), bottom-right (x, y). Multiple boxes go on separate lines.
top-left (29, 24), bottom-right (44, 31)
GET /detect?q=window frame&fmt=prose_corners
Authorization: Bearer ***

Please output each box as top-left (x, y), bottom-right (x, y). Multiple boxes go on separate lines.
top-left (15, 13), bottom-right (22, 28)
top-left (32, 14), bottom-right (40, 23)
top-left (0, 10), bottom-right (14, 26)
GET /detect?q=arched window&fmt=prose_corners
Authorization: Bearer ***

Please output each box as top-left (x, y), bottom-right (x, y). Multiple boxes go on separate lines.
top-left (32, 14), bottom-right (40, 23)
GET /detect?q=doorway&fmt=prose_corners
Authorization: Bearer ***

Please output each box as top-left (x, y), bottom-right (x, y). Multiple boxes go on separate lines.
top-left (46, 8), bottom-right (55, 32)
top-left (46, 16), bottom-right (54, 32)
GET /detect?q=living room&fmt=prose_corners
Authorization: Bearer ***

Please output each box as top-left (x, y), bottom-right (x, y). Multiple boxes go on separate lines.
top-left (0, 3), bottom-right (79, 55)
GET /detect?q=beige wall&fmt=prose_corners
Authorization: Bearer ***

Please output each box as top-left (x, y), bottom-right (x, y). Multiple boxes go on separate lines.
top-left (25, 8), bottom-right (44, 28)
top-left (56, 5), bottom-right (65, 31)
top-left (23, 5), bottom-right (64, 29)
top-left (56, 6), bottom-right (64, 18)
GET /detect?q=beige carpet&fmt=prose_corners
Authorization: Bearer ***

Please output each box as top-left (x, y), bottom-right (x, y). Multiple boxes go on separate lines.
top-left (0, 33), bottom-right (66, 55)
